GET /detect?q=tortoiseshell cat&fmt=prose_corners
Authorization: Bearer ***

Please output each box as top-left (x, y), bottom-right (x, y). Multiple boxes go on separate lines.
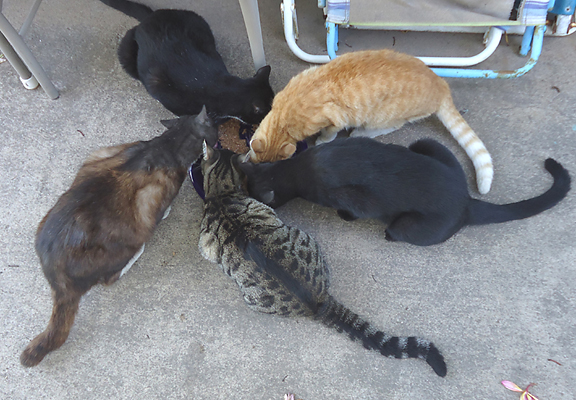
top-left (240, 137), bottom-right (571, 246)
top-left (197, 145), bottom-right (447, 376)
top-left (249, 49), bottom-right (493, 194)
top-left (20, 109), bottom-right (217, 367)
top-left (101, 0), bottom-right (274, 123)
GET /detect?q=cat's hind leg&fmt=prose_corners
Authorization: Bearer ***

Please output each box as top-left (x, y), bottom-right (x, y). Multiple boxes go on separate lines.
top-left (119, 244), bottom-right (145, 279)
top-left (350, 126), bottom-right (398, 138)
top-left (316, 127), bottom-right (339, 145)
top-left (162, 205), bottom-right (172, 220)
top-left (20, 289), bottom-right (82, 367)
top-left (351, 118), bottom-right (409, 139)
top-left (385, 212), bottom-right (456, 246)
top-left (102, 244), bottom-right (146, 285)
top-left (117, 27), bottom-right (140, 80)
top-left (408, 139), bottom-right (460, 169)
top-left (337, 209), bottom-right (358, 221)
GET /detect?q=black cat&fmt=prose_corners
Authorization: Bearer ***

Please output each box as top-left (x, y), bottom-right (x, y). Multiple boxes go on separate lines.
top-left (237, 137), bottom-right (571, 246)
top-left (101, 0), bottom-right (274, 123)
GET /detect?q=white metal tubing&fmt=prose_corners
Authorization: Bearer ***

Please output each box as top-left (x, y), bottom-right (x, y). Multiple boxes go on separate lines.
top-left (417, 27), bottom-right (504, 67)
top-left (282, 0), bottom-right (330, 63)
top-left (238, 0), bottom-right (267, 70)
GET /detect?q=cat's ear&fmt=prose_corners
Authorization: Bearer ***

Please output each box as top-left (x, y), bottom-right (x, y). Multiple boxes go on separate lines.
top-left (202, 140), bottom-right (215, 161)
top-left (160, 118), bottom-right (179, 129)
top-left (253, 103), bottom-right (265, 116)
top-left (254, 65), bottom-right (271, 82)
top-left (279, 142), bottom-right (297, 159)
top-left (195, 105), bottom-right (211, 125)
top-left (250, 138), bottom-right (265, 153)
top-left (235, 153), bottom-right (252, 173)
top-left (260, 190), bottom-right (275, 205)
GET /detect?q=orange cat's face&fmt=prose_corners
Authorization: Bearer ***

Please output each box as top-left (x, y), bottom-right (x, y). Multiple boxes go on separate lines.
top-left (249, 114), bottom-right (297, 163)
top-left (248, 136), bottom-right (296, 163)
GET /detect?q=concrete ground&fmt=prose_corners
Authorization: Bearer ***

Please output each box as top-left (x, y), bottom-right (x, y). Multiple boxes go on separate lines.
top-left (1, 0), bottom-right (575, 399)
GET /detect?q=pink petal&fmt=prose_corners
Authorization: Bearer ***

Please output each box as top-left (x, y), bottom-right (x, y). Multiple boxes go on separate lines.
top-left (502, 380), bottom-right (523, 392)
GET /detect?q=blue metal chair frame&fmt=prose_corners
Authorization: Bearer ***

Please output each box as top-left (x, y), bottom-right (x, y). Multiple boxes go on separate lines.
top-left (326, 22), bottom-right (546, 79)
top-left (311, 0), bottom-right (575, 79)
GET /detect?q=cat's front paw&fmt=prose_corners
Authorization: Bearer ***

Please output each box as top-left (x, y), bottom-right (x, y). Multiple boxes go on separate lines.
top-left (385, 230), bottom-right (397, 242)
top-left (337, 209), bottom-right (357, 221)
top-left (315, 129), bottom-right (338, 145)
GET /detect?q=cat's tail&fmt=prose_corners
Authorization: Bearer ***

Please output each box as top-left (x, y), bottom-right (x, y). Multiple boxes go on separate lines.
top-left (20, 290), bottom-right (81, 367)
top-left (466, 158), bottom-right (571, 226)
top-left (100, 0), bottom-right (153, 22)
top-left (436, 97), bottom-right (493, 194)
top-left (316, 295), bottom-right (447, 377)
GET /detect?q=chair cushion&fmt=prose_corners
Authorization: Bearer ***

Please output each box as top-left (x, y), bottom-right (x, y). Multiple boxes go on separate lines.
top-left (326, 0), bottom-right (546, 27)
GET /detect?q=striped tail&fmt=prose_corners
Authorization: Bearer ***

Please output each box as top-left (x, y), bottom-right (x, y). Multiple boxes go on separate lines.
top-left (436, 98), bottom-right (493, 194)
top-left (317, 296), bottom-right (447, 377)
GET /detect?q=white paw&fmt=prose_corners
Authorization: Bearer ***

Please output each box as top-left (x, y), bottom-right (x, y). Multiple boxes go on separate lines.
top-left (120, 244), bottom-right (145, 278)
top-left (162, 205), bottom-right (172, 220)
top-left (316, 134), bottom-right (337, 145)
top-left (351, 127), bottom-right (396, 138)
top-left (316, 128), bottom-right (339, 145)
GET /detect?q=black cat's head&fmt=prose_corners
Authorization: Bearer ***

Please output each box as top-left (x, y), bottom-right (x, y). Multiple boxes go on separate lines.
top-left (234, 65), bottom-right (274, 124)
top-left (233, 155), bottom-right (280, 207)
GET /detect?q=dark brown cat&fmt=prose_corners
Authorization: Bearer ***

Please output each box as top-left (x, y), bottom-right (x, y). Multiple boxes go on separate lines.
top-left (20, 109), bottom-right (217, 367)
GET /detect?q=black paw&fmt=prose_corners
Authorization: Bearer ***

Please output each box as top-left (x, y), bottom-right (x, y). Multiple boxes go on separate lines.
top-left (337, 209), bottom-right (357, 221)
top-left (385, 230), bottom-right (396, 241)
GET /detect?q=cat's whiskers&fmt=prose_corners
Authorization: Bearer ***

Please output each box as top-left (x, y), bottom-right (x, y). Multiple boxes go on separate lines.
top-left (219, 115), bottom-right (248, 125)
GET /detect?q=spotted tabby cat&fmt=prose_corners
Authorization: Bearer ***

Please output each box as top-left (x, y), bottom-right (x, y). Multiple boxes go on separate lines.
top-left (197, 145), bottom-right (447, 376)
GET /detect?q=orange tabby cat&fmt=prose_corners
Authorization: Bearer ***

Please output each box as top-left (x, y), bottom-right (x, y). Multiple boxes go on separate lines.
top-left (249, 49), bottom-right (493, 194)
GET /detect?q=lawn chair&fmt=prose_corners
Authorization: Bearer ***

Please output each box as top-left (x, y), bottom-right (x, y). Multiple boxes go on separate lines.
top-left (280, 0), bottom-right (575, 78)
top-left (0, 0), bottom-right (58, 98)
top-left (1, 0), bottom-right (266, 99)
